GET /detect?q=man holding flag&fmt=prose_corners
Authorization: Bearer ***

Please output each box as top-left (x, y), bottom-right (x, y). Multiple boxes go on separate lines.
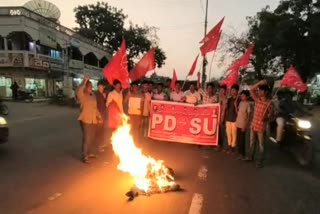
top-left (246, 80), bottom-right (273, 168)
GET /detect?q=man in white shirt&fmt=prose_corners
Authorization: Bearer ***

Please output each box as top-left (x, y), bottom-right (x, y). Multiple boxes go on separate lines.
top-left (182, 83), bottom-right (201, 104)
top-left (170, 81), bottom-right (184, 102)
top-left (152, 83), bottom-right (168, 100)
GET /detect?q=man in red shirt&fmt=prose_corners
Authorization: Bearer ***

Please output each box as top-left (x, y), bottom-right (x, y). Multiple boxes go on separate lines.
top-left (246, 80), bottom-right (273, 168)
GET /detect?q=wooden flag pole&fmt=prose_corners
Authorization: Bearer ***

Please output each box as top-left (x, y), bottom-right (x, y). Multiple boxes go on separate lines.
top-left (208, 52), bottom-right (217, 82)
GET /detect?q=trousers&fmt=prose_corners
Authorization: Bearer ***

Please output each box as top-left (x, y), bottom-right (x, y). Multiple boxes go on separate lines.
top-left (226, 121), bottom-right (237, 148)
top-left (80, 121), bottom-right (97, 158)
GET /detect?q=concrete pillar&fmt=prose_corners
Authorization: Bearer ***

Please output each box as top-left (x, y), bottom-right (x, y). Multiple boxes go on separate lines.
top-left (33, 41), bottom-right (36, 54)
top-left (3, 37), bottom-right (8, 51)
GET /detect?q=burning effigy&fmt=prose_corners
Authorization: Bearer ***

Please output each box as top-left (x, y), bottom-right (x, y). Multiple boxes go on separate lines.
top-left (110, 115), bottom-right (182, 201)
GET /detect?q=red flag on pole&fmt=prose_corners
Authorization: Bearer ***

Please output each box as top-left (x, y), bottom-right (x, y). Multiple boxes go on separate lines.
top-left (129, 48), bottom-right (155, 82)
top-left (220, 69), bottom-right (239, 87)
top-left (200, 30), bottom-right (222, 56)
top-left (227, 44), bottom-right (254, 73)
top-left (170, 69), bottom-right (178, 90)
top-left (187, 54), bottom-right (199, 76)
top-left (103, 39), bottom-right (129, 89)
top-left (199, 17), bottom-right (225, 43)
top-left (281, 66), bottom-right (307, 92)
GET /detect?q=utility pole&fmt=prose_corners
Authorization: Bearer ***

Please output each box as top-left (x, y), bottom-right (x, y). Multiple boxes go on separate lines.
top-left (202, 0), bottom-right (209, 88)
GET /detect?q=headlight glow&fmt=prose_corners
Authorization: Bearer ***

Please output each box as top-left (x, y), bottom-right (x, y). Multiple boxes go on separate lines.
top-left (0, 117), bottom-right (7, 125)
top-left (297, 119), bottom-right (311, 129)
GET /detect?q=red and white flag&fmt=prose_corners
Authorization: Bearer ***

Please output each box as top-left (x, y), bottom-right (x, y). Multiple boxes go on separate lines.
top-left (227, 43), bottom-right (254, 73)
top-left (281, 66), bottom-right (307, 92)
top-left (220, 69), bottom-right (239, 87)
top-left (129, 48), bottom-right (155, 82)
top-left (103, 39), bottom-right (130, 89)
top-left (187, 54), bottom-right (199, 76)
top-left (199, 17), bottom-right (225, 43)
top-left (200, 30), bottom-right (222, 56)
top-left (170, 69), bottom-right (178, 90)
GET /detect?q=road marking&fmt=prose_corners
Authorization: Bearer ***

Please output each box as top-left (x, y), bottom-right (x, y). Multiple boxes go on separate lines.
top-left (197, 166), bottom-right (208, 181)
top-left (188, 193), bottom-right (203, 214)
top-left (48, 192), bottom-right (62, 201)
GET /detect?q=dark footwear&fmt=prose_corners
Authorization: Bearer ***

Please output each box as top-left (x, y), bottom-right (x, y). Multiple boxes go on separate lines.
top-left (82, 157), bottom-right (91, 164)
top-left (255, 162), bottom-right (264, 168)
top-left (88, 154), bottom-right (97, 158)
top-left (243, 157), bottom-right (253, 162)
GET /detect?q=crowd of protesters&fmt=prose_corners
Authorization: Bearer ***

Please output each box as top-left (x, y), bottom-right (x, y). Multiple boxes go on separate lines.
top-left (76, 74), bottom-right (275, 168)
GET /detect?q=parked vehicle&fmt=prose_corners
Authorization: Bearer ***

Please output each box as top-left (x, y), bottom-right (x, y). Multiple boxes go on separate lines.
top-left (0, 100), bottom-right (9, 115)
top-left (269, 113), bottom-right (313, 167)
top-left (0, 116), bottom-right (9, 143)
top-left (17, 89), bottom-right (34, 102)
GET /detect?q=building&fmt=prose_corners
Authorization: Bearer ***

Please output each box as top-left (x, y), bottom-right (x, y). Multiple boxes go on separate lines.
top-left (0, 0), bottom-right (111, 98)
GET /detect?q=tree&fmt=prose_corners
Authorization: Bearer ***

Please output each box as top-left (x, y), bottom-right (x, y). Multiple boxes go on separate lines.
top-left (227, 0), bottom-right (320, 80)
top-left (74, 2), bottom-right (166, 70)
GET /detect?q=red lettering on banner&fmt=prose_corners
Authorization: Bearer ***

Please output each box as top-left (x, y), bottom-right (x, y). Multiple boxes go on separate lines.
top-left (148, 101), bottom-right (220, 145)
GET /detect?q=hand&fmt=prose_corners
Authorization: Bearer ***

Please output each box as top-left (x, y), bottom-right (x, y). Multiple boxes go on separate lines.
top-left (241, 127), bottom-right (246, 132)
top-left (259, 79), bottom-right (267, 85)
top-left (83, 74), bottom-right (90, 82)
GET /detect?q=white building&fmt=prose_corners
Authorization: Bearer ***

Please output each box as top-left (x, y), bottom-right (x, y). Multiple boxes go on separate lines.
top-left (0, 0), bottom-right (111, 98)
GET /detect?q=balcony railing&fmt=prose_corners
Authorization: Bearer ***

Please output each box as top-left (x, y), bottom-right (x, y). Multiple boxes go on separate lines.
top-left (0, 7), bottom-right (110, 53)
top-left (0, 50), bottom-right (103, 78)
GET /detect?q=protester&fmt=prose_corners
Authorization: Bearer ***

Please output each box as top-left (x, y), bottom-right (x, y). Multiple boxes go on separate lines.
top-left (106, 80), bottom-right (124, 133)
top-left (225, 84), bottom-right (240, 153)
top-left (182, 82), bottom-right (201, 104)
top-left (197, 81), bottom-right (218, 104)
top-left (77, 75), bottom-right (102, 164)
top-left (125, 81), bottom-right (144, 142)
top-left (148, 80), bottom-right (154, 94)
top-left (164, 79), bottom-right (172, 99)
top-left (153, 83), bottom-right (168, 100)
top-left (217, 84), bottom-right (228, 151)
top-left (95, 80), bottom-right (107, 152)
top-left (245, 80), bottom-right (273, 168)
top-left (10, 81), bottom-right (19, 100)
top-left (170, 81), bottom-right (184, 102)
top-left (141, 80), bottom-right (152, 137)
top-left (235, 90), bottom-right (251, 159)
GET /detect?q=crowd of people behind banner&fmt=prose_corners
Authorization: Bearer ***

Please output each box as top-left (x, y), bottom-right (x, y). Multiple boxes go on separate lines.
top-left (77, 74), bottom-right (290, 168)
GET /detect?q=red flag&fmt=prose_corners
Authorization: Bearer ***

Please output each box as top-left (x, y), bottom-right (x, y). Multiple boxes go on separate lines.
top-left (200, 17), bottom-right (225, 43)
top-left (170, 69), bottom-right (178, 90)
top-left (103, 39), bottom-right (129, 89)
top-left (200, 30), bottom-right (222, 56)
top-left (220, 69), bottom-right (239, 87)
top-left (281, 66), bottom-right (307, 92)
top-left (187, 54), bottom-right (199, 76)
top-left (129, 49), bottom-right (155, 82)
top-left (227, 44), bottom-right (254, 73)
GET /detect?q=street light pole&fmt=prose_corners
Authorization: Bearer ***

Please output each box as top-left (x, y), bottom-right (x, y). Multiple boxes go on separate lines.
top-left (202, 0), bottom-right (209, 88)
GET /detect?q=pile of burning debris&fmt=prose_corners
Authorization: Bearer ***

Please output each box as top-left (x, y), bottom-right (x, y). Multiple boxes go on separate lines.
top-left (126, 164), bottom-right (182, 201)
top-left (110, 115), bottom-right (183, 201)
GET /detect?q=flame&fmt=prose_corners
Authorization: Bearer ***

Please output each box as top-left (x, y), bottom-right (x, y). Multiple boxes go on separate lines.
top-left (111, 114), bottom-right (175, 192)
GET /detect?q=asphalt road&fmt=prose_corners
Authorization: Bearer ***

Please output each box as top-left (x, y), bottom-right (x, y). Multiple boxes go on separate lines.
top-left (0, 102), bottom-right (319, 214)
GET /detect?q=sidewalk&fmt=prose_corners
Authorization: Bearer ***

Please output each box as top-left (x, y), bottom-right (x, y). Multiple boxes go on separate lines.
top-left (2, 97), bottom-right (50, 103)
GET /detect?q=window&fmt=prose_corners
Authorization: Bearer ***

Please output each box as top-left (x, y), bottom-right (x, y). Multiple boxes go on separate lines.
top-left (50, 50), bottom-right (62, 59)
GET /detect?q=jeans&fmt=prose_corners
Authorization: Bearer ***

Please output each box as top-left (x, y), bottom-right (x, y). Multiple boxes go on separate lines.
top-left (276, 117), bottom-right (285, 142)
top-left (248, 129), bottom-right (265, 162)
top-left (218, 123), bottom-right (226, 147)
top-left (226, 121), bottom-right (237, 148)
top-left (96, 122), bottom-right (106, 149)
top-left (80, 122), bottom-right (97, 158)
top-left (237, 128), bottom-right (246, 157)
